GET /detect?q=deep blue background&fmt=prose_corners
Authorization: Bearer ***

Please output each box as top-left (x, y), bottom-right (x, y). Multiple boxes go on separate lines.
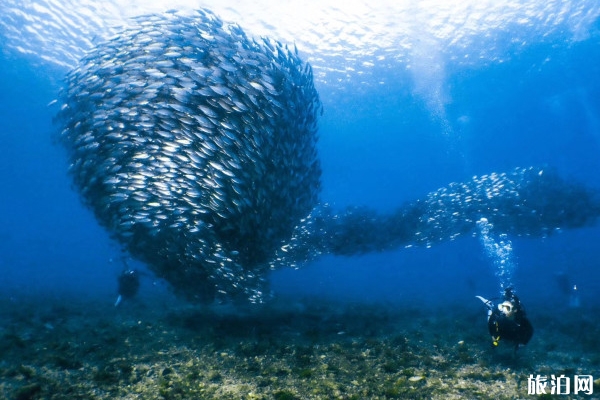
top-left (1, 10), bottom-right (599, 313)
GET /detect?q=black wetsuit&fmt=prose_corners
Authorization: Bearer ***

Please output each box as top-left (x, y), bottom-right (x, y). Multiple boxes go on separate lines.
top-left (488, 290), bottom-right (533, 348)
top-left (118, 269), bottom-right (140, 300)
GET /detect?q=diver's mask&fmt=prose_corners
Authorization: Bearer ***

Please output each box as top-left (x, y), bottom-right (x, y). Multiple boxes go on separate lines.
top-left (498, 301), bottom-right (515, 317)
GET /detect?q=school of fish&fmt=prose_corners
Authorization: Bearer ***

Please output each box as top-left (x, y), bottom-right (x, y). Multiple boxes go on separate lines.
top-left (274, 167), bottom-right (600, 268)
top-left (57, 10), bottom-right (321, 303)
top-left (56, 9), bottom-right (600, 303)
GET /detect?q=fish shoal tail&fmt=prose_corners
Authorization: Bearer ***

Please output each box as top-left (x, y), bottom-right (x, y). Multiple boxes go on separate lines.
top-left (275, 166), bottom-right (600, 265)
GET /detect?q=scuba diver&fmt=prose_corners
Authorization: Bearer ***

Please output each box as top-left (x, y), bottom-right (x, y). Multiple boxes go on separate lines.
top-left (114, 268), bottom-right (141, 307)
top-left (476, 288), bottom-right (533, 350)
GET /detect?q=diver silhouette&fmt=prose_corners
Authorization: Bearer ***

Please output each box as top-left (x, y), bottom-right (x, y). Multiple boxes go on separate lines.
top-left (476, 288), bottom-right (533, 350)
top-left (115, 269), bottom-right (140, 306)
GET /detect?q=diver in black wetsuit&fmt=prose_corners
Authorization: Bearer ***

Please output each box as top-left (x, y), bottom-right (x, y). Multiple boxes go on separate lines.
top-left (115, 269), bottom-right (140, 306)
top-left (476, 288), bottom-right (533, 350)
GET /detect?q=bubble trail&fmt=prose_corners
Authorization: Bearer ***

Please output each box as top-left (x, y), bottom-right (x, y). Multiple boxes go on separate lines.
top-left (477, 217), bottom-right (515, 294)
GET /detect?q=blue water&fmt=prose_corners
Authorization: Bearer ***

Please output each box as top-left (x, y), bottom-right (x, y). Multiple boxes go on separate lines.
top-left (1, 1), bottom-right (600, 313)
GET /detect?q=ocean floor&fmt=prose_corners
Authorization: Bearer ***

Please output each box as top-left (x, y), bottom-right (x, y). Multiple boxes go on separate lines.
top-left (0, 293), bottom-right (599, 399)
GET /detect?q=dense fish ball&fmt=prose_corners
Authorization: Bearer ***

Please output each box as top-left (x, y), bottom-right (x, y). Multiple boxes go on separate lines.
top-left (57, 9), bottom-right (322, 303)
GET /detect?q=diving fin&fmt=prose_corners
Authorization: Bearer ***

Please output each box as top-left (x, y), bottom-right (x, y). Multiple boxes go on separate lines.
top-left (476, 295), bottom-right (493, 310)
